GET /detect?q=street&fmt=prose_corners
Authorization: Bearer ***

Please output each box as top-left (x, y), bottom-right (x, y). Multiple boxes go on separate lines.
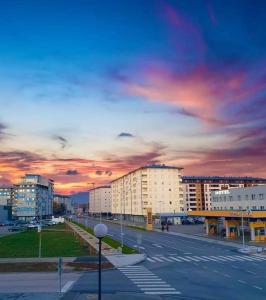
top-left (66, 218), bottom-right (266, 299)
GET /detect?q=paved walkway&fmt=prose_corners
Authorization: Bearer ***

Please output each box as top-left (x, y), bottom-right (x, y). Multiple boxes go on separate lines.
top-left (66, 221), bottom-right (119, 255)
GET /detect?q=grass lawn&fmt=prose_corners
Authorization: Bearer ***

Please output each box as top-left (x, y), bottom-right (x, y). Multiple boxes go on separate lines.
top-left (0, 224), bottom-right (88, 258)
top-left (72, 221), bottom-right (137, 254)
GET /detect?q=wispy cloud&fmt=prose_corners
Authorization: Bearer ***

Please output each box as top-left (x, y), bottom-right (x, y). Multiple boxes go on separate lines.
top-left (65, 169), bottom-right (79, 175)
top-left (0, 122), bottom-right (8, 141)
top-left (53, 135), bottom-right (69, 150)
top-left (117, 132), bottom-right (135, 138)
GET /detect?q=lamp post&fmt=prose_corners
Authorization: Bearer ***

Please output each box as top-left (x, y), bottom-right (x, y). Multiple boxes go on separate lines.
top-left (242, 208), bottom-right (252, 249)
top-left (94, 223), bottom-right (108, 300)
top-left (88, 182), bottom-right (95, 222)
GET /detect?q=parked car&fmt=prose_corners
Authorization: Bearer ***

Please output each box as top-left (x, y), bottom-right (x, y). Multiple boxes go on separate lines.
top-left (27, 223), bottom-right (39, 229)
top-left (8, 226), bottom-right (25, 232)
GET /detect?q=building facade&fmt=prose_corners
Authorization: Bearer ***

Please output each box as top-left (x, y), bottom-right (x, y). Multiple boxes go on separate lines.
top-left (111, 165), bottom-right (183, 219)
top-left (53, 194), bottom-right (73, 214)
top-left (212, 185), bottom-right (266, 211)
top-left (13, 174), bottom-right (54, 220)
top-left (89, 186), bottom-right (111, 215)
top-left (0, 187), bottom-right (14, 206)
top-left (182, 176), bottom-right (266, 211)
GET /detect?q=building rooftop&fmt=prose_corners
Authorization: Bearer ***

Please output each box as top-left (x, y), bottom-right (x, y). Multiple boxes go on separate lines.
top-left (182, 176), bottom-right (266, 182)
top-left (111, 164), bottom-right (183, 183)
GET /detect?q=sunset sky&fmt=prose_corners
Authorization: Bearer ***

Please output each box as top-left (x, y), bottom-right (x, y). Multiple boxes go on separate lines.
top-left (0, 0), bottom-right (266, 194)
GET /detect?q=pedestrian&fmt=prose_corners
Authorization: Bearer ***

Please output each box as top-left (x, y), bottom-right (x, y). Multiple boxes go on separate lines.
top-left (161, 223), bottom-right (165, 232)
top-left (166, 224), bottom-right (169, 232)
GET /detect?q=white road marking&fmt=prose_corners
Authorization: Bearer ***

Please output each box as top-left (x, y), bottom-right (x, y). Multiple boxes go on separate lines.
top-left (169, 256), bottom-right (183, 262)
top-left (246, 270), bottom-right (256, 275)
top-left (152, 257), bottom-right (164, 262)
top-left (253, 286), bottom-right (263, 290)
top-left (238, 280), bottom-right (246, 284)
top-left (61, 281), bottom-right (75, 293)
top-left (145, 291), bottom-right (181, 295)
top-left (141, 287), bottom-right (176, 291)
top-left (147, 258), bottom-right (156, 262)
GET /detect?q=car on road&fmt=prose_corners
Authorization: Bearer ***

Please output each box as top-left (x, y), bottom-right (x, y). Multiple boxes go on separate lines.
top-left (27, 223), bottom-right (39, 229)
top-left (8, 226), bottom-right (25, 232)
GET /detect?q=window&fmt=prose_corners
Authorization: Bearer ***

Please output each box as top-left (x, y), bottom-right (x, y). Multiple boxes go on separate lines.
top-left (245, 195), bottom-right (249, 201)
top-left (238, 195), bottom-right (241, 201)
top-left (260, 206), bottom-right (265, 210)
top-left (229, 196), bottom-right (233, 201)
top-left (252, 206), bottom-right (256, 210)
top-left (251, 194), bottom-right (256, 200)
top-left (259, 194), bottom-right (264, 200)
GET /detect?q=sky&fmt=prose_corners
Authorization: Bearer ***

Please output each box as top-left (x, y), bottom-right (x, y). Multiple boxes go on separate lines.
top-left (0, 0), bottom-right (266, 194)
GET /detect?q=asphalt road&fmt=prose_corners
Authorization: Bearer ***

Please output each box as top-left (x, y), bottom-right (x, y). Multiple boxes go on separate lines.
top-left (67, 217), bottom-right (266, 300)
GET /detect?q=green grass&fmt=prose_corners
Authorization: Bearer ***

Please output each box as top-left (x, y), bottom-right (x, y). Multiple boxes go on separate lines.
top-left (71, 221), bottom-right (137, 254)
top-left (0, 225), bottom-right (88, 258)
top-left (127, 225), bottom-right (146, 231)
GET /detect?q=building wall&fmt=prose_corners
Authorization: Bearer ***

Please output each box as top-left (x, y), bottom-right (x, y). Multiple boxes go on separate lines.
top-left (212, 185), bottom-right (266, 211)
top-left (183, 177), bottom-right (266, 211)
top-left (111, 165), bottom-right (183, 216)
top-left (53, 194), bottom-right (73, 213)
top-left (0, 187), bottom-right (13, 206)
top-left (12, 174), bottom-right (54, 220)
top-left (89, 186), bottom-right (111, 214)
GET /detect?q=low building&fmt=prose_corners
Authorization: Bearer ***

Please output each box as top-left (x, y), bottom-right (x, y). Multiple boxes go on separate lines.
top-left (0, 205), bottom-right (12, 223)
top-left (13, 174), bottom-right (54, 220)
top-left (111, 165), bottom-right (184, 222)
top-left (89, 186), bottom-right (111, 215)
top-left (212, 185), bottom-right (266, 211)
top-left (182, 176), bottom-right (266, 211)
top-left (53, 194), bottom-right (73, 214)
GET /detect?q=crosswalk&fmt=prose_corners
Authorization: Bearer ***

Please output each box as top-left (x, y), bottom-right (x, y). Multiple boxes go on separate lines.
top-left (118, 265), bottom-right (181, 295)
top-left (146, 255), bottom-right (266, 264)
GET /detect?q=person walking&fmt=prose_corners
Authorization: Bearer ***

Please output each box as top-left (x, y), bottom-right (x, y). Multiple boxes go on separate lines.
top-left (166, 223), bottom-right (169, 232)
top-left (161, 223), bottom-right (165, 232)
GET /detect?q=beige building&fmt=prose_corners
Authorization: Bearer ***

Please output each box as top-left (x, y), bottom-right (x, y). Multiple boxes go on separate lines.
top-left (89, 186), bottom-right (111, 214)
top-left (182, 176), bottom-right (266, 211)
top-left (111, 165), bottom-right (184, 219)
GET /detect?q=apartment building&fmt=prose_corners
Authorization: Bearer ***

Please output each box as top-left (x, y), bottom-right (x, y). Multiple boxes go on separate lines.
top-left (0, 187), bottom-right (14, 206)
top-left (212, 185), bottom-right (266, 211)
top-left (13, 174), bottom-right (54, 220)
top-left (53, 194), bottom-right (73, 214)
top-left (111, 165), bottom-right (183, 220)
top-left (89, 186), bottom-right (111, 215)
top-left (183, 176), bottom-right (266, 211)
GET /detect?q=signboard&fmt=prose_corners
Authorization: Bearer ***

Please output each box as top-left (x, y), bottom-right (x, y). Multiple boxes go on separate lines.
top-left (146, 208), bottom-right (153, 231)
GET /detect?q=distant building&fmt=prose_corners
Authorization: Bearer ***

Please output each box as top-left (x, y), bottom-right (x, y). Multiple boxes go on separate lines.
top-left (111, 165), bottom-right (183, 221)
top-left (212, 185), bottom-right (266, 211)
top-left (0, 187), bottom-right (14, 206)
top-left (182, 176), bottom-right (266, 211)
top-left (89, 186), bottom-right (111, 215)
top-left (0, 205), bottom-right (12, 223)
top-left (13, 174), bottom-right (54, 220)
top-left (53, 194), bottom-right (73, 214)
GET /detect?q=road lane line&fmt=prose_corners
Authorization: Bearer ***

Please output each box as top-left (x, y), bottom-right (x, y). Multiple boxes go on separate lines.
top-left (61, 281), bottom-right (75, 293)
top-left (238, 280), bottom-right (246, 284)
top-left (169, 256), bottom-right (183, 262)
top-left (253, 286), bottom-right (263, 290)
top-left (246, 270), bottom-right (256, 275)
top-left (186, 256), bottom-right (199, 262)
top-left (144, 291), bottom-right (181, 295)
top-left (147, 258), bottom-right (156, 262)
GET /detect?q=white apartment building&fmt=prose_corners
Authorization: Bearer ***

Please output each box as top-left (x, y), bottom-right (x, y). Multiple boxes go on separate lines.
top-left (212, 185), bottom-right (266, 211)
top-left (89, 186), bottom-right (111, 214)
top-left (182, 176), bottom-right (266, 211)
top-left (111, 165), bottom-right (183, 219)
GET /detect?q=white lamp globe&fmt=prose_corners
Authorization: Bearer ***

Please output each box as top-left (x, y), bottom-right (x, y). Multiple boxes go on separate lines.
top-left (94, 223), bottom-right (108, 238)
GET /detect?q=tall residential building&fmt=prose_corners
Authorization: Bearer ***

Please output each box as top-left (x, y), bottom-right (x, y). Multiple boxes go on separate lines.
top-left (182, 176), bottom-right (266, 211)
top-left (53, 194), bottom-right (73, 213)
top-left (111, 165), bottom-right (183, 220)
top-left (0, 187), bottom-right (14, 206)
top-left (13, 174), bottom-right (54, 220)
top-left (89, 186), bottom-right (111, 214)
top-left (212, 185), bottom-right (266, 211)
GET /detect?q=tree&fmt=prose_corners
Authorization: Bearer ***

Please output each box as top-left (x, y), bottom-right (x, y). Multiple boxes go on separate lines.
top-left (53, 202), bottom-right (66, 216)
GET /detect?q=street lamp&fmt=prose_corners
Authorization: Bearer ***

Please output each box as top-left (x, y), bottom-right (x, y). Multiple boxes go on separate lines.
top-left (94, 223), bottom-right (108, 300)
top-left (88, 182), bottom-right (95, 221)
top-left (241, 208), bottom-right (252, 249)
